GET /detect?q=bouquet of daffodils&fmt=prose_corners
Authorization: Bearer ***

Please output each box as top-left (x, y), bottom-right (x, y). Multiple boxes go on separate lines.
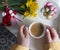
top-left (23, 0), bottom-right (38, 17)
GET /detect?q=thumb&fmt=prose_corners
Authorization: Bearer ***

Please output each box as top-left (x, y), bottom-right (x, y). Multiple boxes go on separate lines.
top-left (45, 29), bottom-right (52, 43)
top-left (18, 25), bottom-right (25, 38)
top-left (26, 27), bottom-right (29, 37)
top-left (24, 27), bottom-right (29, 38)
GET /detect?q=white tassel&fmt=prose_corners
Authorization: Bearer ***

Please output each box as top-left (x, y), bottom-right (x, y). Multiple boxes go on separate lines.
top-left (9, 10), bottom-right (13, 14)
top-left (2, 12), bottom-right (6, 17)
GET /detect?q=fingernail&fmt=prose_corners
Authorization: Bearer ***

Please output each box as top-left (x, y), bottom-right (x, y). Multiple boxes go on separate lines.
top-left (26, 27), bottom-right (28, 30)
top-left (47, 29), bottom-right (49, 32)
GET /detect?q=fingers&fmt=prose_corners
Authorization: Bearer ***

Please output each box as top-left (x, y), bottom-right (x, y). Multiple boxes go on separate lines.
top-left (45, 29), bottom-right (52, 42)
top-left (19, 25), bottom-right (25, 38)
top-left (25, 27), bottom-right (29, 37)
top-left (46, 25), bottom-right (59, 39)
top-left (23, 27), bottom-right (29, 37)
top-left (19, 25), bottom-right (29, 38)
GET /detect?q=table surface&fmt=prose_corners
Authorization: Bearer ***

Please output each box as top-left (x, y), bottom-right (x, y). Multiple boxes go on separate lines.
top-left (0, 0), bottom-right (60, 50)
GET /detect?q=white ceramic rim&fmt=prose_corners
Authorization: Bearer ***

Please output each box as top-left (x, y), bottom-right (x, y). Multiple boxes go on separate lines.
top-left (29, 22), bottom-right (46, 39)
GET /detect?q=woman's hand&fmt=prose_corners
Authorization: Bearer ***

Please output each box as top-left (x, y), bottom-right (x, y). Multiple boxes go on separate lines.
top-left (17, 25), bottom-right (30, 47)
top-left (45, 25), bottom-right (60, 43)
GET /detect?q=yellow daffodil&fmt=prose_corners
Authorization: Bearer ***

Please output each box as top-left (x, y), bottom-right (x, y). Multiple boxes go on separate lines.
top-left (26, 0), bottom-right (38, 17)
top-left (26, 1), bottom-right (38, 11)
top-left (24, 11), bottom-right (30, 17)
top-left (20, 0), bottom-right (38, 18)
top-left (26, 0), bottom-right (32, 7)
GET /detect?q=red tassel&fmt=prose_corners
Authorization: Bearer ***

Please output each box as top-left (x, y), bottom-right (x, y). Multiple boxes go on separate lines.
top-left (13, 10), bottom-right (17, 14)
top-left (1, 7), bottom-right (11, 26)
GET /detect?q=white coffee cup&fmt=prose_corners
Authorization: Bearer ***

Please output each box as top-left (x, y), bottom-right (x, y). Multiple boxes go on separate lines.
top-left (29, 22), bottom-right (45, 39)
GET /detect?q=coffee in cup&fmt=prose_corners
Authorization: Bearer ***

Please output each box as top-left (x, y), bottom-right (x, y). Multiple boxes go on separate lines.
top-left (29, 22), bottom-right (45, 39)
